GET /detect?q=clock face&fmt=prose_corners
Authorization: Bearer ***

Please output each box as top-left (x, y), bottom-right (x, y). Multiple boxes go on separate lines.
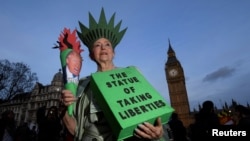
top-left (169, 69), bottom-right (178, 77)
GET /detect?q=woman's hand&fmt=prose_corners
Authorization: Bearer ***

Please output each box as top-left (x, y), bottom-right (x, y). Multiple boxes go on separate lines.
top-left (60, 89), bottom-right (77, 135)
top-left (61, 89), bottom-right (76, 106)
top-left (134, 117), bottom-right (163, 140)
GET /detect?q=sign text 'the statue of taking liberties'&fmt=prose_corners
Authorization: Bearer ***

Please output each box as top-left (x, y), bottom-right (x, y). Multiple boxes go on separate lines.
top-left (91, 66), bottom-right (174, 140)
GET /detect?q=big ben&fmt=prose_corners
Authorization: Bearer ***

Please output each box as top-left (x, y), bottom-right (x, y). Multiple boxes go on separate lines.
top-left (165, 40), bottom-right (192, 127)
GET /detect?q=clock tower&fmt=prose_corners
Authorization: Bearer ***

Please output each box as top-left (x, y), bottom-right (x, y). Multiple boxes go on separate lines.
top-left (165, 40), bottom-right (192, 127)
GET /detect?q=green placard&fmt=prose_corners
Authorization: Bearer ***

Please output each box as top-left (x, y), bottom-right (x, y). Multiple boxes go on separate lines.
top-left (90, 66), bottom-right (174, 140)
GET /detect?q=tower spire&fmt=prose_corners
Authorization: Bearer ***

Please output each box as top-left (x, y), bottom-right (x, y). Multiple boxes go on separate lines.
top-left (167, 38), bottom-right (175, 57)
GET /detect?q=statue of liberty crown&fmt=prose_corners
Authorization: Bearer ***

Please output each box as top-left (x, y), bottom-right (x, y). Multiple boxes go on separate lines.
top-left (77, 8), bottom-right (127, 50)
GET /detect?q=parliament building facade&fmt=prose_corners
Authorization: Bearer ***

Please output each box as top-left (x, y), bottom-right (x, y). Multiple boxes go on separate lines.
top-left (0, 70), bottom-right (64, 127)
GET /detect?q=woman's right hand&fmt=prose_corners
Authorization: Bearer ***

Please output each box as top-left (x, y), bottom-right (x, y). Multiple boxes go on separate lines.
top-left (61, 89), bottom-right (77, 135)
top-left (61, 89), bottom-right (77, 106)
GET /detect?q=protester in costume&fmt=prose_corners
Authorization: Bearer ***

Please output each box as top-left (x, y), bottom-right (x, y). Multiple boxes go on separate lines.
top-left (61, 8), bottom-right (164, 141)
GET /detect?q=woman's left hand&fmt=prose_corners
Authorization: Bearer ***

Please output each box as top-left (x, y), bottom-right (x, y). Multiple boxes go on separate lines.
top-left (134, 117), bottom-right (163, 140)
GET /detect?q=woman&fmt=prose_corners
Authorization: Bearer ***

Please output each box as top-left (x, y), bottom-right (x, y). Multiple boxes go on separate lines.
top-left (61, 8), bottom-right (163, 141)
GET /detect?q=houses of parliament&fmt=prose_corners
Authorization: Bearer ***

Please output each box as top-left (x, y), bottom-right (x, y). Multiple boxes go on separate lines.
top-left (0, 41), bottom-right (240, 128)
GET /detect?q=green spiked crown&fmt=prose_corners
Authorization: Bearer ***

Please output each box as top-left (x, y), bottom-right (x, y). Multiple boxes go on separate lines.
top-left (77, 8), bottom-right (127, 50)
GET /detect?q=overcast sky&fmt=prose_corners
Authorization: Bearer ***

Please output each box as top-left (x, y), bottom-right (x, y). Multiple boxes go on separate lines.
top-left (1, 0), bottom-right (250, 110)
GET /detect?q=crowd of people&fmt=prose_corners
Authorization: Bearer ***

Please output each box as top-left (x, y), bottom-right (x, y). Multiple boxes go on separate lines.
top-left (166, 100), bottom-right (250, 141)
top-left (0, 106), bottom-right (72, 141)
top-left (1, 100), bottom-right (249, 141)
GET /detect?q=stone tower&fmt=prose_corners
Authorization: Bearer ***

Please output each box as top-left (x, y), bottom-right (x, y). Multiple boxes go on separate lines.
top-left (165, 40), bottom-right (193, 127)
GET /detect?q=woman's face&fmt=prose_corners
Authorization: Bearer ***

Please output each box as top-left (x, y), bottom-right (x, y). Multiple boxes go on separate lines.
top-left (91, 38), bottom-right (114, 63)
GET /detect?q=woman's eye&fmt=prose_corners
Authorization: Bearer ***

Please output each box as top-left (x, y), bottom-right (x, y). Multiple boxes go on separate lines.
top-left (94, 44), bottom-right (100, 47)
top-left (105, 43), bottom-right (111, 47)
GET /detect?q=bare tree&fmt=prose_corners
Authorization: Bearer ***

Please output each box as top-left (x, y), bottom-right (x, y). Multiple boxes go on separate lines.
top-left (0, 59), bottom-right (38, 101)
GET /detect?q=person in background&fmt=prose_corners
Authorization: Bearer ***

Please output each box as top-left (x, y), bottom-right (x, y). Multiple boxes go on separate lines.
top-left (234, 105), bottom-right (250, 131)
top-left (36, 106), bottom-right (47, 141)
top-left (0, 110), bottom-right (16, 141)
top-left (60, 8), bottom-right (164, 141)
top-left (168, 113), bottom-right (188, 141)
top-left (36, 106), bottom-right (62, 141)
top-left (30, 125), bottom-right (37, 141)
top-left (45, 106), bottom-right (63, 141)
top-left (15, 122), bottom-right (32, 141)
top-left (188, 100), bottom-right (220, 141)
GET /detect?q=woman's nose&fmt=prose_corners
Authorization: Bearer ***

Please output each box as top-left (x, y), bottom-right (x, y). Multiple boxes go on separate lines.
top-left (101, 44), bottom-right (105, 49)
